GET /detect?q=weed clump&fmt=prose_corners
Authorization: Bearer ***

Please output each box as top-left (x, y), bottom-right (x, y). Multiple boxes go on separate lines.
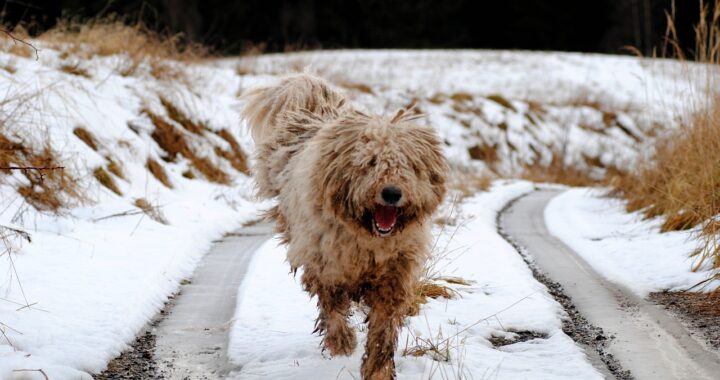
top-left (1, 135), bottom-right (83, 212)
top-left (60, 63), bottom-right (91, 78)
top-left (611, 0), bottom-right (720, 277)
top-left (134, 198), bottom-right (168, 224)
top-left (73, 127), bottom-right (98, 151)
top-left (94, 167), bottom-right (122, 195)
top-left (160, 97), bottom-right (206, 135)
top-left (522, 153), bottom-right (599, 187)
top-left (147, 110), bottom-right (229, 184)
top-left (487, 94), bottom-right (517, 112)
top-left (146, 158), bottom-right (173, 188)
top-left (216, 129), bottom-right (249, 174)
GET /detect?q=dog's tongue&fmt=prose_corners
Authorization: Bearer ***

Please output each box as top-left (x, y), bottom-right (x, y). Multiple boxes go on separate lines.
top-left (375, 205), bottom-right (397, 230)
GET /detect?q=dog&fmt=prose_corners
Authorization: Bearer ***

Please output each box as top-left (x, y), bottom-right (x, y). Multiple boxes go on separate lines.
top-left (241, 73), bottom-right (447, 379)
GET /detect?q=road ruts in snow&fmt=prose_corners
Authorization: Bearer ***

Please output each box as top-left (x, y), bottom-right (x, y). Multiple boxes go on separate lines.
top-left (501, 190), bottom-right (720, 380)
top-left (152, 224), bottom-right (273, 379)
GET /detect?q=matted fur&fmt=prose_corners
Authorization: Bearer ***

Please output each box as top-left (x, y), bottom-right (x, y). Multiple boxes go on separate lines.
top-left (242, 73), bottom-right (447, 380)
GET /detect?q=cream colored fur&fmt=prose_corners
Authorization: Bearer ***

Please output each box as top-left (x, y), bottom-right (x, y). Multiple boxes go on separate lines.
top-left (241, 73), bottom-right (447, 380)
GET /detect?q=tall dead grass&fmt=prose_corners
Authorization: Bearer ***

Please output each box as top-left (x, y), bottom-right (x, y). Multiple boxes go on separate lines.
top-left (612, 0), bottom-right (720, 279)
top-left (37, 17), bottom-right (207, 76)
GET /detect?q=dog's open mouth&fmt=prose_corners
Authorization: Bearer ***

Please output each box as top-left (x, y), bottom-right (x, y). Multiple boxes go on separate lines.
top-left (373, 205), bottom-right (398, 236)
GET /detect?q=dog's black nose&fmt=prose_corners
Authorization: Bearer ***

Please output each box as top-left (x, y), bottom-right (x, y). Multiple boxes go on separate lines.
top-left (381, 186), bottom-right (402, 204)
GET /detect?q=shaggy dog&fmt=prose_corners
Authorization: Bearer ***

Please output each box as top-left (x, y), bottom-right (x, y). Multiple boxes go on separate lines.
top-left (241, 74), bottom-right (447, 380)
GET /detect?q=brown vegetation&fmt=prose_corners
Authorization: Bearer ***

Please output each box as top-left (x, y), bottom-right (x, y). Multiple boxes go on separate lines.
top-left (147, 110), bottom-right (229, 184)
top-left (134, 198), bottom-right (168, 224)
top-left (215, 129), bottom-right (250, 174)
top-left (522, 153), bottom-right (600, 187)
top-left (467, 144), bottom-right (499, 163)
top-left (72, 127), bottom-right (98, 150)
top-left (611, 0), bottom-right (720, 278)
top-left (160, 97), bottom-right (206, 134)
top-left (93, 167), bottom-right (122, 195)
top-left (337, 81), bottom-right (374, 94)
top-left (60, 63), bottom-right (91, 78)
top-left (0, 135), bottom-right (83, 212)
top-left (38, 17), bottom-right (207, 61)
top-left (487, 94), bottom-right (517, 112)
top-left (146, 158), bottom-right (173, 188)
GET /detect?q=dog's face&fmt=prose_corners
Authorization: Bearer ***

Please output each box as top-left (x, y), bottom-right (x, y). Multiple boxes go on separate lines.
top-left (315, 113), bottom-right (447, 238)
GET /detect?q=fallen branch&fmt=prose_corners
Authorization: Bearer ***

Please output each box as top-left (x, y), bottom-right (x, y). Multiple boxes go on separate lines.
top-left (0, 166), bottom-right (65, 182)
top-left (1, 29), bottom-right (39, 60)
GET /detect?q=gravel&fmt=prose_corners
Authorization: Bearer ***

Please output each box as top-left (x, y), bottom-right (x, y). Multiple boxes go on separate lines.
top-left (497, 193), bottom-right (633, 380)
top-left (650, 291), bottom-right (720, 351)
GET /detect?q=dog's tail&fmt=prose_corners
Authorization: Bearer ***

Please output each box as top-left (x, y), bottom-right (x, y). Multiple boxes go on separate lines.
top-left (241, 73), bottom-right (345, 145)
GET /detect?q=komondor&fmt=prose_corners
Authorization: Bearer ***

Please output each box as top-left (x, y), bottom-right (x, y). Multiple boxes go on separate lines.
top-left (241, 73), bottom-right (447, 380)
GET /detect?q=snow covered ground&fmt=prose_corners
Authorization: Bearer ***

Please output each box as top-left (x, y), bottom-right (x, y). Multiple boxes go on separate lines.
top-left (228, 181), bottom-right (602, 380)
top-left (545, 188), bottom-right (720, 296)
top-left (0, 41), bottom-right (712, 378)
top-left (0, 43), bottom-right (263, 378)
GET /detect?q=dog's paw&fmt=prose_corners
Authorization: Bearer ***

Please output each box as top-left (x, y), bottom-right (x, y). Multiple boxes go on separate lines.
top-left (323, 322), bottom-right (357, 356)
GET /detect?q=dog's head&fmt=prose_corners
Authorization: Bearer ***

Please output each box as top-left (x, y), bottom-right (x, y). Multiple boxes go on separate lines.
top-left (314, 111), bottom-right (447, 238)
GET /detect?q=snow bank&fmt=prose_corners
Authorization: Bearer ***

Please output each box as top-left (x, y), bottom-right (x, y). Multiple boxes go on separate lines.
top-left (545, 188), bottom-right (720, 296)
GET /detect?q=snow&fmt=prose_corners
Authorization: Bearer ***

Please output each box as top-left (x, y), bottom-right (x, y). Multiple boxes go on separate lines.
top-left (545, 188), bottom-right (720, 296)
top-left (0, 44), bottom-right (264, 378)
top-left (0, 43), bottom-right (713, 378)
top-left (228, 181), bottom-right (603, 379)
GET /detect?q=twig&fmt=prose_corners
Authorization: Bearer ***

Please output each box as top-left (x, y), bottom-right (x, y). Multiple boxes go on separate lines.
top-left (12, 369), bottom-right (49, 380)
top-left (0, 166), bottom-right (65, 182)
top-left (0, 166), bottom-right (65, 171)
top-left (92, 209), bottom-right (144, 222)
top-left (0, 225), bottom-right (31, 243)
top-left (1, 29), bottom-right (39, 60)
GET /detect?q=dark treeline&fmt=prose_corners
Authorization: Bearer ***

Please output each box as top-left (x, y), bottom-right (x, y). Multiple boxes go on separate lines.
top-left (0, 0), bottom-right (707, 56)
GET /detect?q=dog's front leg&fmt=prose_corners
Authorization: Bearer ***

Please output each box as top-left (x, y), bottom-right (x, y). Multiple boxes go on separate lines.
top-left (313, 284), bottom-right (357, 356)
top-left (361, 274), bottom-right (412, 380)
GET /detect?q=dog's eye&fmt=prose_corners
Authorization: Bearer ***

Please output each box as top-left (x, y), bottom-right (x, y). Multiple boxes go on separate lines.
top-left (368, 157), bottom-right (376, 167)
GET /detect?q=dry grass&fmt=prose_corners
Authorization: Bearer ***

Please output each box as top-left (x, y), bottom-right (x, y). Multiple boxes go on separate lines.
top-left (37, 17), bottom-right (207, 77)
top-left (487, 94), bottom-right (517, 112)
top-left (72, 127), bottom-right (98, 151)
top-left (59, 63), bottom-right (91, 78)
top-left (39, 17), bottom-right (207, 61)
top-left (106, 157), bottom-right (124, 179)
top-left (337, 81), bottom-right (374, 94)
top-left (522, 152), bottom-right (600, 187)
top-left (147, 110), bottom-right (229, 184)
top-left (446, 168), bottom-right (493, 200)
top-left (160, 97), bottom-right (206, 134)
top-left (134, 198), bottom-right (168, 224)
top-left (1, 134), bottom-right (83, 212)
top-left (611, 0), bottom-right (720, 280)
top-left (146, 158), bottom-right (173, 188)
top-left (611, 106), bottom-right (720, 265)
top-left (93, 167), bottom-right (122, 195)
top-left (215, 129), bottom-right (250, 174)
top-left (449, 92), bottom-right (473, 103)
top-left (467, 144), bottom-right (498, 163)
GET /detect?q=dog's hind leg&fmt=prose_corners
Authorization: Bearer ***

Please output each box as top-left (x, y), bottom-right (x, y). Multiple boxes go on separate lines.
top-left (303, 271), bottom-right (357, 356)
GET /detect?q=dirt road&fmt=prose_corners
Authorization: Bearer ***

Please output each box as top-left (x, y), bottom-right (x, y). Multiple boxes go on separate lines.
top-left (500, 190), bottom-right (720, 380)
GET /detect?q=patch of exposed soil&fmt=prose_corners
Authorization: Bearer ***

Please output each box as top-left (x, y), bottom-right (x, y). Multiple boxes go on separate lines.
top-left (489, 330), bottom-right (548, 347)
top-left (497, 192), bottom-right (633, 380)
top-left (650, 291), bottom-right (720, 351)
top-left (94, 295), bottom-right (177, 379)
top-left (94, 331), bottom-right (160, 380)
